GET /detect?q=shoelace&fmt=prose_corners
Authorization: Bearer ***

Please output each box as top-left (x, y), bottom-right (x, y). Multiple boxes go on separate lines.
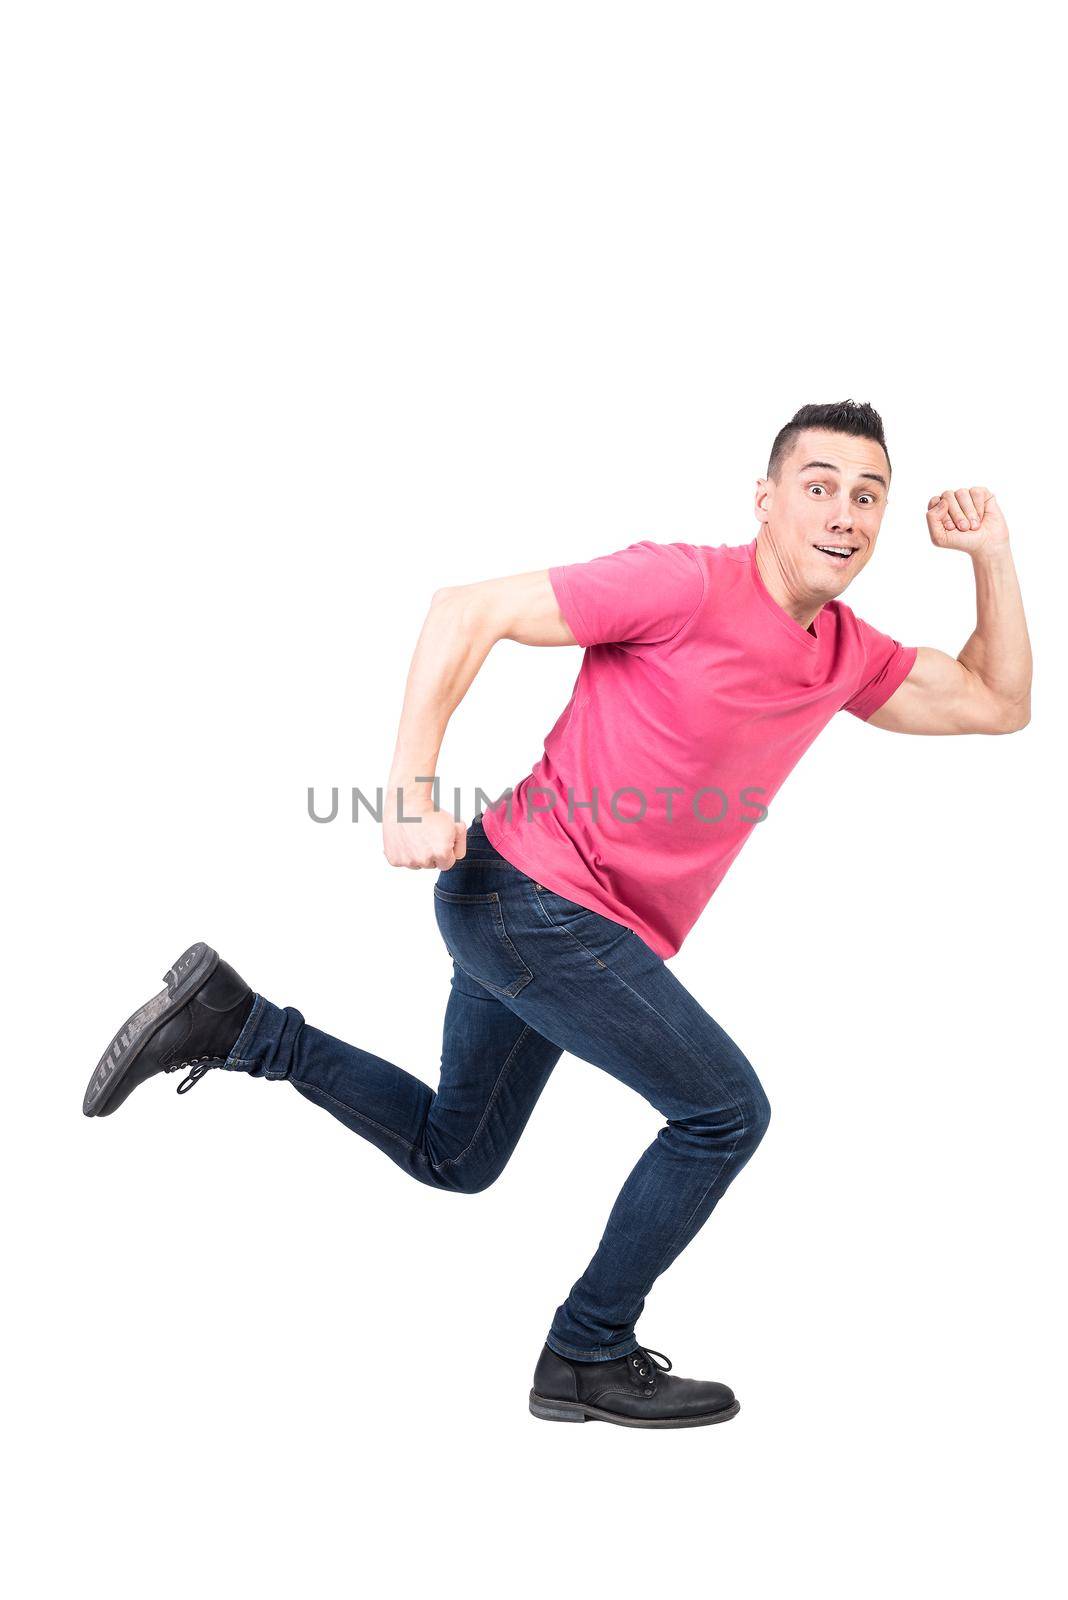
top-left (165, 1056), bottom-right (227, 1094)
top-left (629, 1347), bottom-right (673, 1382)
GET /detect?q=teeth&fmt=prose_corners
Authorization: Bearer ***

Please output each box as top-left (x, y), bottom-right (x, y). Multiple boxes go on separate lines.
top-left (816, 545), bottom-right (854, 556)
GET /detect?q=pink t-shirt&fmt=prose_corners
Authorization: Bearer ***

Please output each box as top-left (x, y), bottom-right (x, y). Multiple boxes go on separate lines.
top-left (481, 538), bottom-right (917, 958)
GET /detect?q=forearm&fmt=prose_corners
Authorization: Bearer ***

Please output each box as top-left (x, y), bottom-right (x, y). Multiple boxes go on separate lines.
top-left (958, 544), bottom-right (1032, 720)
top-left (386, 588), bottom-right (495, 813)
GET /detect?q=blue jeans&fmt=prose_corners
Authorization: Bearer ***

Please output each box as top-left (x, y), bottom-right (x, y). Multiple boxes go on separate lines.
top-left (225, 811), bottom-right (771, 1360)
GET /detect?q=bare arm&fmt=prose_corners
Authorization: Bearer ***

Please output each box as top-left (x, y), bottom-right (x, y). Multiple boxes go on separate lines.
top-left (867, 487), bottom-right (1032, 735)
top-left (383, 569), bottom-right (578, 868)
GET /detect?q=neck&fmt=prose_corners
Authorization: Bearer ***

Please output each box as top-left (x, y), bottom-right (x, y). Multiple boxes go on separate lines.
top-left (755, 535), bottom-right (824, 632)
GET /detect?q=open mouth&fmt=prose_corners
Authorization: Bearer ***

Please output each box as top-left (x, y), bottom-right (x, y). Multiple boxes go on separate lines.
top-left (813, 543), bottom-right (859, 564)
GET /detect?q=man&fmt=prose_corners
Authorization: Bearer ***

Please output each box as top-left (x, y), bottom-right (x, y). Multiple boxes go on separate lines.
top-left (82, 400), bottom-right (1032, 1430)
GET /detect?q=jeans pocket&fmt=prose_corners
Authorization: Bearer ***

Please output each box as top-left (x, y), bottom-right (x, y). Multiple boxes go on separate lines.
top-left (433, 887), bottom-right (534, 998)
top-left (531, 884), bottom-right (634, 968)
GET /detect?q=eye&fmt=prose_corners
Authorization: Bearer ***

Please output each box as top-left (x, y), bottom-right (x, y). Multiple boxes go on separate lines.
top-left (857, 494), bottom-right (875, 506)
top-left (808, 484), bottom-right (826, 496)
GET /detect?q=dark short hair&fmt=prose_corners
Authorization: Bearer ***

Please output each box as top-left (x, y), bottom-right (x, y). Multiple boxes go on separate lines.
top-left (767, 400), bottom-right (890, 482)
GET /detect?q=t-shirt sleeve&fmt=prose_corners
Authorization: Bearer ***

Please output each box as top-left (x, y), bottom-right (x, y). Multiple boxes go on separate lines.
top-left (548, 540), bottom-right (705, 648)
top-left (842, 616), bottom-right (919, 720)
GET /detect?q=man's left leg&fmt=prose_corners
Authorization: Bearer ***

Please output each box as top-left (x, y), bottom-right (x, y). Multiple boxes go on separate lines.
top-left (479, 882), bottom-right (771, 1427)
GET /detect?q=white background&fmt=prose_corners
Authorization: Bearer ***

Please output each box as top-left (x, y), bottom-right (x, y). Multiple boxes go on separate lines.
top-left (3, 3), bottom-right (1064, 1597)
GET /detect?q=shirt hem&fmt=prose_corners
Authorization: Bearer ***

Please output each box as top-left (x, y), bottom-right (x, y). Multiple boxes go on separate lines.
top-left (480, 808), bottom-right (675, 961)
top-left (850, 642), bottom-right (919, 720)
top-left (548, 566), bottom-right (592, 647)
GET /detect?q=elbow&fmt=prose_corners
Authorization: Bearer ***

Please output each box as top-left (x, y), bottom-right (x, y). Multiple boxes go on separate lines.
top-left (991, 695), bottom-right (1031, 734)
top-left (428, 584), bottom-right (476, 624)
top-left (429, 582), bottom-right (501, 645)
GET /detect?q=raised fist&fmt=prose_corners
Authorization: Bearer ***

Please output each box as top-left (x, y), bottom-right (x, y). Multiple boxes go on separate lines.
top-left (926, 487), bottom-right (1009, 554)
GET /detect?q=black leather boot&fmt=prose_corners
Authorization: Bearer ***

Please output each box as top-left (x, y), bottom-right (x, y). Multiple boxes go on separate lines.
top-left (529, 1342), bottom-right (739, 1428)
top-left (82, 943), bottom-right (254, 1118)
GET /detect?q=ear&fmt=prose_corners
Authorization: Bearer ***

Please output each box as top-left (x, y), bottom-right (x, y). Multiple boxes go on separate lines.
top-left (754, 477), bottom-right (772, 526)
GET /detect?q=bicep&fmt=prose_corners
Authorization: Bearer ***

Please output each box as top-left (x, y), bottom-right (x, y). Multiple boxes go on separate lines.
top-left (441, 569), bottom-right (580, 648)
top-left (866, 645), bottom-right (1006, 734)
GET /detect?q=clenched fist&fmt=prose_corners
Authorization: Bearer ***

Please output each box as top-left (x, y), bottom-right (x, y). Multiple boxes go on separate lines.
top-left (383, 805), bottom-right (468, 870)
top-left (927, 486), bottom-right (1010, 555)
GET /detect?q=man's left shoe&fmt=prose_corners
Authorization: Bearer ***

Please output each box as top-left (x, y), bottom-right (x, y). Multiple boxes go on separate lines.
top-left (529, 1343), bottom-right (740, 1428)
top-left (82, 943), bottom-right (254, 1118)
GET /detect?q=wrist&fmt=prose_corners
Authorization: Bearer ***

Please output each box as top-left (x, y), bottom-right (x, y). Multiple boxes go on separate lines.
top-left (971, 538), bottom-right (1013, 568)
top-left (387, 776), bottom-right (437, 815)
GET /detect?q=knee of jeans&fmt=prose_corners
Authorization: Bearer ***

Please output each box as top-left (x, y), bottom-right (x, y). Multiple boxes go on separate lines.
top-left (705, 1059), bottom-right (771, 1156)
top-left (743, 1074), bottom-right (772, 1152)
top-left (432, 1155), bottom-right (504, 1196)
top-left (676, 1062), bottom-right (769, 1155)
top-left (450, 1170), bottom-right (495, 1196)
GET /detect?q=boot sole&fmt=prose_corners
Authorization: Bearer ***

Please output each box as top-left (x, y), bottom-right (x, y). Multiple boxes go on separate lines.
top-left (528, 1391), bottom-right (741, 1428)
top-left (82, 943), bottom-right (220, 1118)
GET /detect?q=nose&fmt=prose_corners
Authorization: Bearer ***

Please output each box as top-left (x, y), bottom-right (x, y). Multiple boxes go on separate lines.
top-left (827, 500), bottom-right (854, 532)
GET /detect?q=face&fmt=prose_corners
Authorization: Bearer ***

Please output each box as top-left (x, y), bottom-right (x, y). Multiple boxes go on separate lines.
top-left (754, 429), bottom-right (890, 600)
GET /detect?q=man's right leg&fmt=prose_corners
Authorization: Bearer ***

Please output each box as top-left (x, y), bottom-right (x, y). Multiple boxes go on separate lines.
top-left (83, 940), bottom-right (564, 1194)
top-left (231, 960), bottom-right (563, 1192)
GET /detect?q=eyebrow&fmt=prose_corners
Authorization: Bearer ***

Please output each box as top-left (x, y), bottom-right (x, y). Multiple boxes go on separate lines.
top-left (797, 459), bottom-right (888, 490)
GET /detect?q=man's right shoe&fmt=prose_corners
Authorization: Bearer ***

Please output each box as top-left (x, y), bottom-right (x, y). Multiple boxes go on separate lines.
top-left (529, 1342), bottom-right (740, 1428)
top-left (82, 943), bottom-right (254, 1118)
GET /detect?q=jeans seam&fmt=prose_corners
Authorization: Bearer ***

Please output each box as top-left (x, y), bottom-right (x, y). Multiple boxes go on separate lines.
top-left (223, 993), bottom-right (267, 1070)
top-left (646, 1132), bottom-right (745, 1289)
top-left (586, 960), bottom-right (747, 1128)
top-left (545, 1333), bottom-right (640, 1361)
top-left (436, 894), bottom-right (533, 997)
top-left (545, 958), bottom-right (752, 1342)
top-left (530, 885), bottom-right (608, 970)
top-left (489, 896), bottom-right (535, 987)
top-left (441, 951), bottom-right (532, 1000)
top-left (291, 1077), bottom-right (419, 1156)
top-left (434, 1023), bottom-right (535, 1171)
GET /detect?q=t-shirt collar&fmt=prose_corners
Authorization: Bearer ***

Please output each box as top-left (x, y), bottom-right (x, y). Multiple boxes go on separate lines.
top-left (747, 538), bottom-right (822, 649)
